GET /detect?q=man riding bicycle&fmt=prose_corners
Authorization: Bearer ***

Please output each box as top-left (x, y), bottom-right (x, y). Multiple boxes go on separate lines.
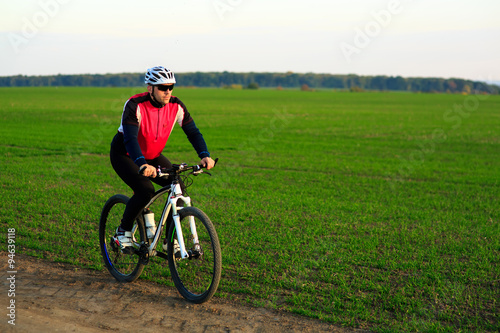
top-left (110, 66), bottom-right (215, 250)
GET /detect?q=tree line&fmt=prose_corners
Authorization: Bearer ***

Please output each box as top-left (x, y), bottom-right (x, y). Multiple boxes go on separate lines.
top-left (0, 72), bottom-right (497, 94)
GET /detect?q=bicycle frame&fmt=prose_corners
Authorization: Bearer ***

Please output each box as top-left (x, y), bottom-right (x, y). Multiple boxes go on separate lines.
top-left (141, 180), bottom-right (198, 260)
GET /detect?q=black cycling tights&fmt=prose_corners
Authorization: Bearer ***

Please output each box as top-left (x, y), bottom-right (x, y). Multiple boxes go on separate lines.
top-left (110, 150), bottom-right (176, 231)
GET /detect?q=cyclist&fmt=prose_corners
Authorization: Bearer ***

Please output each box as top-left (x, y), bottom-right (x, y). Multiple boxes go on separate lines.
top-left (110, 66), bottom-right (215, 250)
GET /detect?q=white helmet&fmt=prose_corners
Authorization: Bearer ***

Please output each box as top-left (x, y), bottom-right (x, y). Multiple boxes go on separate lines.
top-left (144, 66), bottom-right (176, 85)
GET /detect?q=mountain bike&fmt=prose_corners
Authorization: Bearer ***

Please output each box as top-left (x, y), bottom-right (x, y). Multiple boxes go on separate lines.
top-left (99, 159), bottom-right (221, 304)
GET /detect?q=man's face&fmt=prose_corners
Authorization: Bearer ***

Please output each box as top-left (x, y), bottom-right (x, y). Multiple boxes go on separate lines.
top-left (148, 84), bottom-right (173, 105)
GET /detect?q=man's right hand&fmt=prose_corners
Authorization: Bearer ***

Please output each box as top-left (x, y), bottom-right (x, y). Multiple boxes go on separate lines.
top-left (139, 164), bottom-right (157, 178)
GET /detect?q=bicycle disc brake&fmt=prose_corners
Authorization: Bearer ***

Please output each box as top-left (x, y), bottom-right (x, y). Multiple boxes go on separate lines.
top-left (188, 243), bottom-right (203, 260)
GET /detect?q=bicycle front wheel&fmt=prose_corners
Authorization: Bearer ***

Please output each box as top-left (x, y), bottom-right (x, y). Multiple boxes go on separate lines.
top-left (167, 207), bottom-right (222, 303)
top-left (99, 194), bottom-right (146, 282)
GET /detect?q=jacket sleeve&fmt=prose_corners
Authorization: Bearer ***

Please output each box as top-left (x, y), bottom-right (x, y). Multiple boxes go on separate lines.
top-left (120, 99), bottom-right (147, 167)
top-left (122, 123), bottom-right (147, 167)
top-left (182, 120), bottom-right (210, 158)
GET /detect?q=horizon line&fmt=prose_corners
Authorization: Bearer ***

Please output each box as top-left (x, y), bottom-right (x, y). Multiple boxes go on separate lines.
top-left (1, 71), bottom-right (498, 83)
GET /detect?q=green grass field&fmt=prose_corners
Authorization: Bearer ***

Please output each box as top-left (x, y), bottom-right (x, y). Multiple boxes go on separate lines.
top-left (1, 87), bottom-right (499, 332)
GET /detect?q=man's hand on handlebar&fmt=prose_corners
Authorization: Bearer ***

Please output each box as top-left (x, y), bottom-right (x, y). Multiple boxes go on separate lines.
top-left (200, 157), bottom-right (215, 170)
top-left (139, 164), bottom-right (157, 178)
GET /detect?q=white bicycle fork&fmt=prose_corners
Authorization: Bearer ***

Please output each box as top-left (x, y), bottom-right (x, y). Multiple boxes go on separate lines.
top-left (170, 183), bottom-right (199, 259)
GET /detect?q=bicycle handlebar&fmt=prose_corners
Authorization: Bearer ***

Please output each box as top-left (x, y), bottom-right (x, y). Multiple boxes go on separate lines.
top-left (139, 158), bottom-right (218, 178)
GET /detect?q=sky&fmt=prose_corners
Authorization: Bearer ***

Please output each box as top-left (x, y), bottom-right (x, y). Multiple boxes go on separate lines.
top-left (1, 0), bottom-right (499, 81)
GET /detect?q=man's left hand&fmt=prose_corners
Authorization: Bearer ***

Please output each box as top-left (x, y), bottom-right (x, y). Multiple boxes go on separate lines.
top-left (200, 157), bottom-right (215, 170)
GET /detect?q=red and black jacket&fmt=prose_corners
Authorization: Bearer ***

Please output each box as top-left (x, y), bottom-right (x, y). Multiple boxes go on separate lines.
top-left (114, 92), bottom-right (209, 166)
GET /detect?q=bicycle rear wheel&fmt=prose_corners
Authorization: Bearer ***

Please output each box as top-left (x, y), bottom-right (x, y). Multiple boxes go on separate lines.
top-left (99, 194), bottom-right (146, 282)
top-left (167, 207), bottom-right (222, 303)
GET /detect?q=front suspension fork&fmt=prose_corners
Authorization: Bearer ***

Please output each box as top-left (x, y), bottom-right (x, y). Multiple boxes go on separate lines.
top-left (171, 196), bottom-right (199, 259)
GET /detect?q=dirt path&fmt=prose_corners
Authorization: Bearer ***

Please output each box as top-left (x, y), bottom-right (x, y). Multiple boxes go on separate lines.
top-left (1, 253), bottom-right (364, 333)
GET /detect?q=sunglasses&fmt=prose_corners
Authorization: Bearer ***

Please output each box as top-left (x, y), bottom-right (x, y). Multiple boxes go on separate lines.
top-left (155, 84), bottom-right (174, 91)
